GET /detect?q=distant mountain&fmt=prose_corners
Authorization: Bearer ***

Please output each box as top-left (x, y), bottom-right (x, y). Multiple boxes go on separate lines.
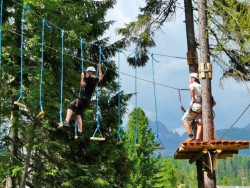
top-left (149, 120), bottom-right (250, 156)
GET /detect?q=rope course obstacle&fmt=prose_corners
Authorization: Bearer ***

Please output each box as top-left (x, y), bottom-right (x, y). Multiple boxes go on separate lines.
top-left (74, 39), bottom-right (86, 140)
top-left (36, 18), bottom-right (52, 119)
top-left (90, 46), bottom-right (106, 141)
top-left (151, 54), bottom-right (165, 150)
top-left (116, 50), bottom-right (124, 145)
top-left (57, 29), bottom-right (65, 128)
top-left (14, 5), bottom-right (30, 110)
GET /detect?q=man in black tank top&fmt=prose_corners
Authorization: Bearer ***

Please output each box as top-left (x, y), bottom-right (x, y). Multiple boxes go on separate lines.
top-left (61, 65), bottom-right (103, 135)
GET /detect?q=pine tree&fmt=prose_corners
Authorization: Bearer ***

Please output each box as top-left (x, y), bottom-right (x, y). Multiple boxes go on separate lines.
top-left (125, 107), bottom-right (161, 188)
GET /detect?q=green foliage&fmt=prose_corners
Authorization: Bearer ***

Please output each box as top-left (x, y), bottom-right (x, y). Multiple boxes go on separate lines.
top-left (208, 0), bottom-right (250, 81)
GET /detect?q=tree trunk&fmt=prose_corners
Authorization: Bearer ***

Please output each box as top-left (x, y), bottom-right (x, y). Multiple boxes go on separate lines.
top-left (6, 5), bottom-right (22, 187)
top-left (184, 0), bottom-right (198, 73)
top-left (6, 108), bottom-right (18, 188)
top-left (184, 0), bottom-right (203, 186)
top-left (197, 0), bottom-right (216, 187)
top-left (196, 159), bottom-right (204, 188)
top-left (20, 124), bottom-right (34, 188)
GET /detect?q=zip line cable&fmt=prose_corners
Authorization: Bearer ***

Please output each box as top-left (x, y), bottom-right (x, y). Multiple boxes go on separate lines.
top-left (36, 18), bottom-right (52, 119)
top-left (14, 5), bottom-right (30, 110)
top-left (217, 103), bottom-right (250, 140)
top-left (5, 27), bottom-right (189, 92)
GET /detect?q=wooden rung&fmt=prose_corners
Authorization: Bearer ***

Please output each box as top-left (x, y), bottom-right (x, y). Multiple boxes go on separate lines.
top-left (153, 146), bottom-right (166, 150)
top-left (14, 101), bottom-right (27, 109)
top-left (36, 111), bottom-right (45, 119)
top-left (116, 141), bottom-right (124, 145)
top-left (134, 144), bottom-right (140, 147)
top-left (90, 137), bottom-right (105, 141)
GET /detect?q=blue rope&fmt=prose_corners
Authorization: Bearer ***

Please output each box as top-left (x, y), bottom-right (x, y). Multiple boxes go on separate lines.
top-left (134, 51), bottom-right (139, 145)
top-left (59, 29), bottom-right (64, 124)
top-left (151, 54), bottom-right (163, 146)
top-left (117, 50), bottom-right (122, 142)
top-left (0, 0), bottom-right (3, 67)
top-left (74, 39), bottom-right (85, 137)
top-left (91, 46), bottom-right (103, 138)
top-left (16, 5), bottom-right (29, 104)
top-left (80, 39), bottom-right (85, 73)
top-left (39, 18), bottom-right (51, 112)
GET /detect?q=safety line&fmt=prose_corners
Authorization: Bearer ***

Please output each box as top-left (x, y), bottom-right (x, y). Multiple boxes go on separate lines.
top-left (4, 29), bottom-right (189, 91)
top-left (218, 103), bottom-right (250, 139)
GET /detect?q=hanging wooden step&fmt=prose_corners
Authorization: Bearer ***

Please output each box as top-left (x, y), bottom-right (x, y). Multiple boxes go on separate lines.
top-left (90, 137), bottom-right (105, 141)
top-left (153, 145), bottom-right (166, 150)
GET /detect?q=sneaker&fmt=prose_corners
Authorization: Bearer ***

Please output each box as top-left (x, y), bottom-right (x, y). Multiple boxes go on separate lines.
top-left (63, 121), bottom-right (70, 127)
top-left (192, 139), bottom-right (200, 143)
top-left (185, 136), bottom-right (195, 142)
top-left (77, 131), bottom-right (84, 136)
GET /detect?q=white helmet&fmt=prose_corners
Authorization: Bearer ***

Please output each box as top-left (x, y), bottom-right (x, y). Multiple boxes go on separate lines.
top-left (86, 66), bottom-right (96, 72)
top-left (189, 72), bottom-right (198, 79)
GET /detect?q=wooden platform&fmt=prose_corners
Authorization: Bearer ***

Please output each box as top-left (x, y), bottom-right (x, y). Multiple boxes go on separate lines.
top-left (174, 140), bottom-right (249, 161)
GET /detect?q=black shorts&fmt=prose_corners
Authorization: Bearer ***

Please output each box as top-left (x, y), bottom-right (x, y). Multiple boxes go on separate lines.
top-left (67, 96), bottom-right (90, 115)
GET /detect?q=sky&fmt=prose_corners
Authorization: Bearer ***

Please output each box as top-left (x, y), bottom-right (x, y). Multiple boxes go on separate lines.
top-left (104, 0), bottom-right (250, 137)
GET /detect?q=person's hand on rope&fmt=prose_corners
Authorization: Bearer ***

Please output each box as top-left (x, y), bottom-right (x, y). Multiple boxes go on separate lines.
top-left (81, 72), bottom-right (85, 79)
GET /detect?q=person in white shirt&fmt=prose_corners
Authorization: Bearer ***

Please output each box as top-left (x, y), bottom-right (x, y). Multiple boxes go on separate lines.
top-left (182, 73), bottom-right (202, 142)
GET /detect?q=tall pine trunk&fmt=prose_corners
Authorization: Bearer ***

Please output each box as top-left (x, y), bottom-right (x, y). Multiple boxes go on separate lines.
top-left (184, 0), bottom-right (204, 186)
top-left (198, 0), bottom-right (216, 187)
top-left (6, 5), bottom-right (22, 188)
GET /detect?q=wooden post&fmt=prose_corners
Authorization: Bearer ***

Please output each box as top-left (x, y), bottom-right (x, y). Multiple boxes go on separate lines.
top-left (197, 0), bottom-right (216, 187)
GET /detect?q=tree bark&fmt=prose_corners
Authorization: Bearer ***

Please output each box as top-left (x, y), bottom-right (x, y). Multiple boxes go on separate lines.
top-left (20, 124), bottom-right (34, 188)
top-left (197, 0), bottom-right (216, 187)
top-left (184, 0), bottom-right (198, 73)
top-left (6, 108), bottom-right (18, 188)
top-left (184, 0), bottom-right (203, 186)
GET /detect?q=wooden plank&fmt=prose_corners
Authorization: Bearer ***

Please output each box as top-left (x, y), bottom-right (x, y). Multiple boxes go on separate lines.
top-left (14, 101), bottom-right (27, 109)
top-left (90, 137), bottom-right (105, 141)
top-left (116, 141), bottom-right (124, 145)
top-left (36, 111), bottom-right (45, 119)
top-left (153, 146), bottom-right (166, 150)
